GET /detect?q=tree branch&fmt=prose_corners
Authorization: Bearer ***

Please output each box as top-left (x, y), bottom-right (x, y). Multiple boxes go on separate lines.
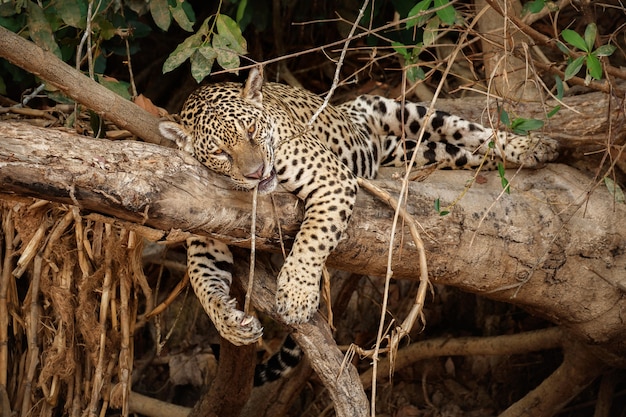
top-left (1, 122), bottom-right (625, 367)
top-left (0, 26), bottom-right (167, 145)
top-left (233, 253), bottom-right (370, 417)
top-left (499, 340), bottom-right (606, 417)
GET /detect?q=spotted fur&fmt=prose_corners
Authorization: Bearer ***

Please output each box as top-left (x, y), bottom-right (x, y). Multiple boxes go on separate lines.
top-left (159, 68), bottom-right (558, 347)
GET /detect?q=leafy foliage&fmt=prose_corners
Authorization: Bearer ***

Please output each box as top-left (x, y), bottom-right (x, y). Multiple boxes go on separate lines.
top-left (163, 13), bottom-right (247, 82)
top-left (560, 23), bottom-right (616, 85)
top-left (389, 0), bottom-right (458, 83)
top-left (0, 0), bottom-right (194, 96)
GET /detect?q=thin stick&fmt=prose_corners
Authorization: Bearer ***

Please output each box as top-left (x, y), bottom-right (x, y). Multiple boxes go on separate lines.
top-left (270, 194), bottom-right (288, 259)
top-left (367, 9), bottom-right (487, 410)
top-left (244, 186), bottom-right (258, 315)
top-left (356, 179), bottom-right (429, 353)
top-left (88, 223), bottom-right (113, 417)
top-left (21, 254), bottom-right (42, 417)
top-left (145, 270), bottom-right (189, 319)
top-left (306, 0), bottom-right (370, 127)
top-left (0, 207), bottom-right (14, 388)
top-left (119, 231), bottom-right (134, 417)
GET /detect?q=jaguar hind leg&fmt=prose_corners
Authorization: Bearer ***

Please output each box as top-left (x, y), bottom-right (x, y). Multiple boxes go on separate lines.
top-left (187, 237), bottom-right (263, 346)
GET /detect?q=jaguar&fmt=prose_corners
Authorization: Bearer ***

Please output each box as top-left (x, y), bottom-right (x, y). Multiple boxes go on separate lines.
top-left (159, 68), bottom-right (558, 349)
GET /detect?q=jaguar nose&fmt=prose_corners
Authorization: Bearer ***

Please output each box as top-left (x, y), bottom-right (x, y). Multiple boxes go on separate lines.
top-left (244, 164), bottom-right (265, 180)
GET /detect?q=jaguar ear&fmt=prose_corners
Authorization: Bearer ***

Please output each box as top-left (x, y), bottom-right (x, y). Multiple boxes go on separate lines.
top-left (242, 66), bottom-right (264, 108)
top-left (159, 121), bottom-right (195, 155)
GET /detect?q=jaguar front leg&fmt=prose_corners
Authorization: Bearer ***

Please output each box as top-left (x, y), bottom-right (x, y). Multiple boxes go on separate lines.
top-left (273, 136), bottom-right (359, 324)
top-left (186, 237), bottom-right (263, 346)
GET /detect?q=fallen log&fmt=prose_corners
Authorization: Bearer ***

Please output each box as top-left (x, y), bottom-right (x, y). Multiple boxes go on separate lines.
top-left (1, 121), bottom-right (625, 367)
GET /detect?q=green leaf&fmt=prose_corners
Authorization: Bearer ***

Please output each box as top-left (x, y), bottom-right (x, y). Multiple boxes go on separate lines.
top-left (392, 41), bottom-right (410, 59)
top-left (212, 34), bottom-right (241, 70)
top-left (522, 0), bottom-right (544, 15)
top-left (150, 0), bottom-right (171, 31)
top-left (594, 44), bottom-right (616, 57)
top-left (423, 16), bottom-right (439, 47)
top-left (511, 118), bottom-right (544, 134)
top-left (555, 40), bottom-right (570, 55)
top-left (190, 47), bottom-right (216, 82)
top-left (434, 198), bottom-right (449, 215)
top-left (89, 110), bottom-right (105, 138)
top-left (0, 3), bottom-right (22, 18)
top-left (604, 177), bottom-right (625, 203)
top-left (561, 29), bottom-right (588, 52)
top-left (547, 105), bottom-right (561, 119)
top-left (162, 33), bottom-right (202, 73)
top-left (564, 55), bottom-right (585, 80)
top-left (497, 162), bottom-right (510, 193)
top-left (215, 14), bottom-right (247, 54)
top-left (236, 0), bottom-right (248, 23)
top-left (26, 1), bottom-right (62, 59)
top-left (546, 75), bottom-right (563, 118)
top-left (406, 66), bottom-right (425, 83)
top-left (554, 75), bottom-right (564, 99)
top-left (584, 23), bottom-right (597, 52)
top-left (499, 108), bottom-right (511, 127)
top-left (198, 44), bottom-right (217, 60)
top-left (56, 0), bottom-right (84, 29)
top-left (406, 0), bottom-right (432, 28)
top-left (586, 53), bottom-right (602, 80)
top-left (93, 16), bottom-right (117, 40)
top-left (497, 162), bottom-right (506, 176)
top-left (433, 0), bottom-right (455, 25)
top-left (170, 1), bottom-right (195, 32)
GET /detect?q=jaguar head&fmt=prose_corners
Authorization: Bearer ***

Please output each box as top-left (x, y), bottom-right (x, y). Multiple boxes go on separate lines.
top-left (159, 68), bottom-right (278, 194)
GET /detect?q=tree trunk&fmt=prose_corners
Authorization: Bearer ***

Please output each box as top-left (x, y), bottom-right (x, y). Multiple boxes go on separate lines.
top-left (1, 121), bottom-right (625, 367)
top-left (475, 0), bottom-right (541, 101)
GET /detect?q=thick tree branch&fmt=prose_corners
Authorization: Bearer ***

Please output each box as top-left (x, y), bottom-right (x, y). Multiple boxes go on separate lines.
top-left (232, 255), bottom-right (369, 417)
top-left (499, 340), bottom-right (606, 417)
top-left (1, 122), bottom-right (625, 367)
top-left (188, 340), bottom-right (256, 417)
top-left (0, 26), bottom-right (167, 145)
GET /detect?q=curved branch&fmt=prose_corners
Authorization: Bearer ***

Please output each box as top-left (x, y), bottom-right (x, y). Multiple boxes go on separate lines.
top-left (359, 327), bottom-right (565, 388)
top-left (499, 340), bottom-right (606, 417)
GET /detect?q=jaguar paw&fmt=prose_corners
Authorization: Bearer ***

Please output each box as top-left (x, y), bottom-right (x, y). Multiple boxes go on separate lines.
top-left (507, 134), bottom-right (559, 167)
top-left (215, 308), bottom-right (263, 346)
top-left (275, 282), bottom-right (320, 325)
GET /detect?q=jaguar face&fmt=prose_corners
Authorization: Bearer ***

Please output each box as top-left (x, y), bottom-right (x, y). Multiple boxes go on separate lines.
top-left (160, 81), bottom-right (278, 194)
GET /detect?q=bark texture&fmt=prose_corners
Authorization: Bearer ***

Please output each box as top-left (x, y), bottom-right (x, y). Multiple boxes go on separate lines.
top-left (1, 121), bottom-right (625, 368)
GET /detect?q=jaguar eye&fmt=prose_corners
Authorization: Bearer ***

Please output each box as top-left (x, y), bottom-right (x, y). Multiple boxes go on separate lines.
top-left (247, 123), bottom-right (256, 139)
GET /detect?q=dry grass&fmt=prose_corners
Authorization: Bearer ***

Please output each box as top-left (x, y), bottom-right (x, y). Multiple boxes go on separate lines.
top-left (1, 200), bottom-right (151, 417)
